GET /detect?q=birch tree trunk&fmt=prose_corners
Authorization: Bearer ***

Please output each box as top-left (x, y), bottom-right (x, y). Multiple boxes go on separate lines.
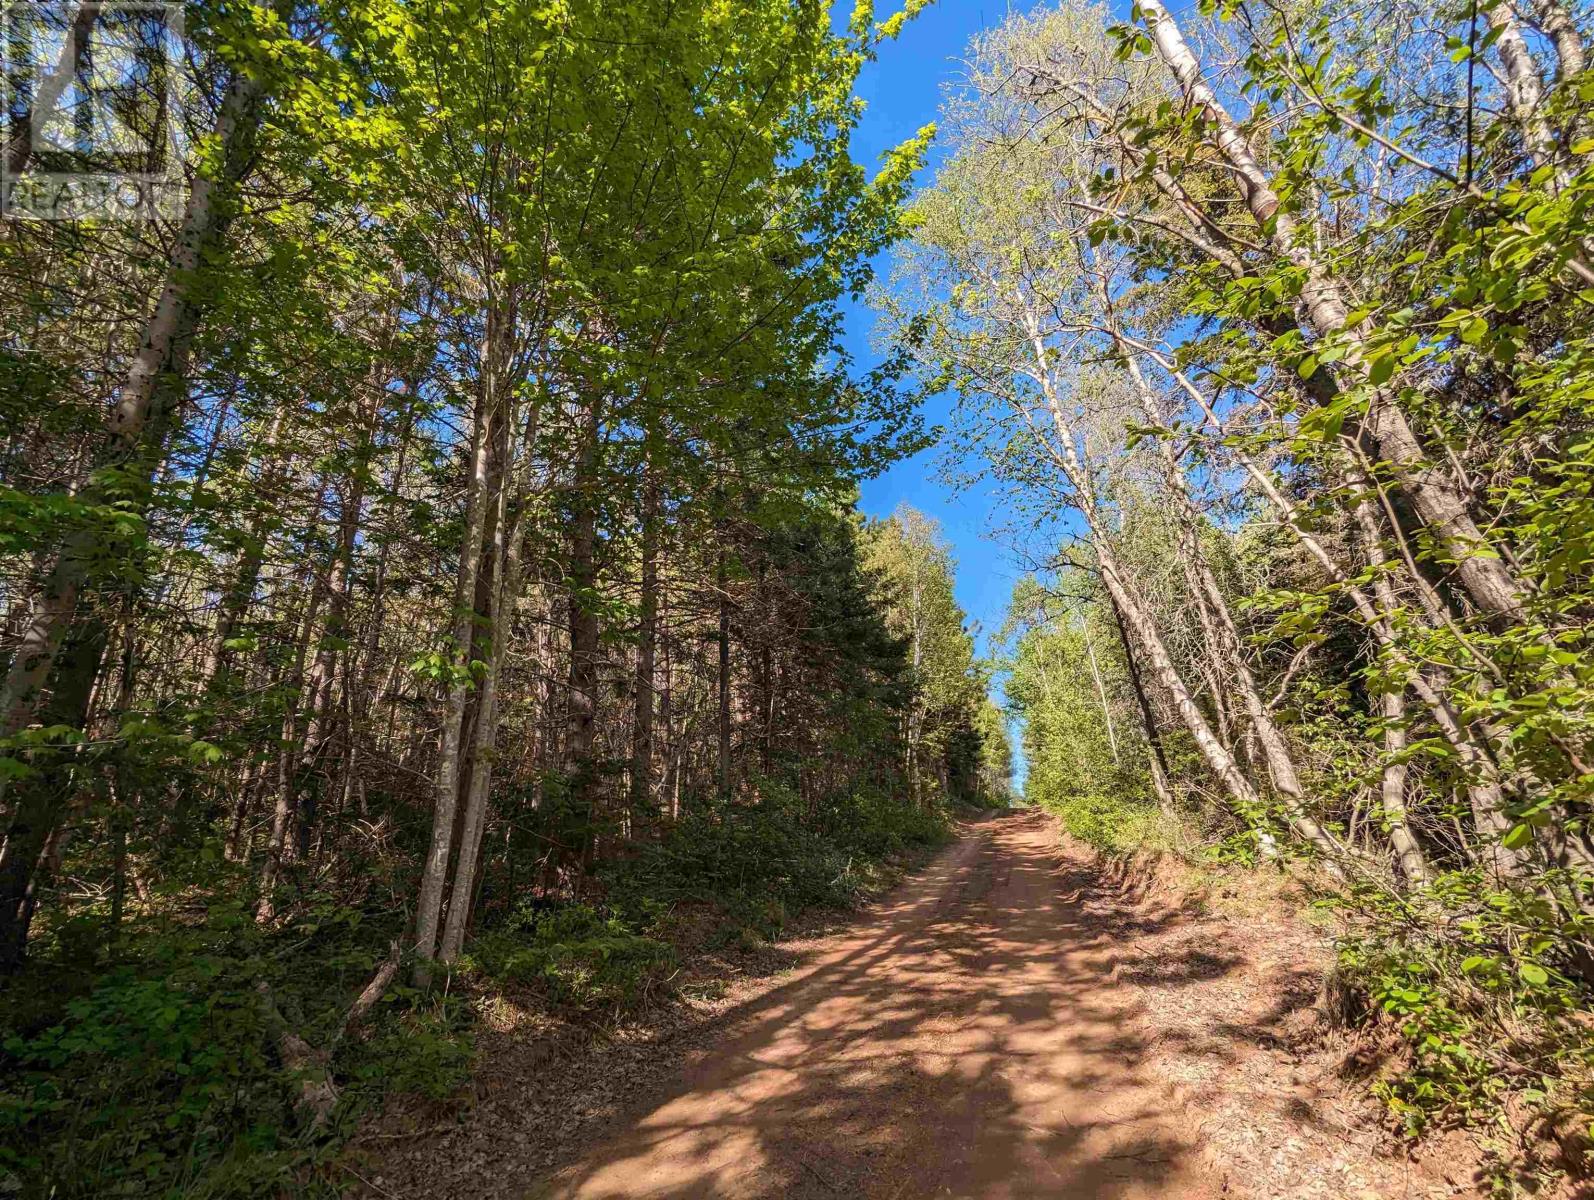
top-left (1487, 0), bottom-right (1558, 166)
top-left (1135, 0), bottom-right (1529, 625)
top-left (1529, 0), bottom-right (1586, 77)
top-left (1082, 625), bottom-right (1120, 766)
top-left (1018, 308), bottom-right (1283, 859)
top-left (1379, 687), bottom-right (1431, 886)
top-left (1118, 334), bottom-right (1528, 879)
top-left (1115, 339), bottom-right (1342, 861)
top-left (1103, 587), bottom-right (1175, 811)
top-left (0, 26), bottom-right (280, 967)
top-left (413, 337), bottom-right (495, 981)
top-left (437, 412), bottom-right (517, 963)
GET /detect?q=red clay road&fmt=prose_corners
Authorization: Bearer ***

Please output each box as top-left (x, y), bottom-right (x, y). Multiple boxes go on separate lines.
top-left (533, 811), bottom-right (1224, 1199)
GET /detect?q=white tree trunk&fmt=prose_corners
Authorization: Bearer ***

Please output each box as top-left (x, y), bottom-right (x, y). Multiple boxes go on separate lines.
top-left (1378, 687), bottom-right (1431, 886)
top-left (412, 339), bottom-right (495, 981)
top-left (1135, 0), bottom-right (1530, 625)
top-left (1082, 627), bottom-right (1120, 766)
top-left (438, 375), bottom-right (537, 963)
top-left (1019, 308), bottom-right (1282, 859)
top-left (1116, 342), bottom-right (1343, 862)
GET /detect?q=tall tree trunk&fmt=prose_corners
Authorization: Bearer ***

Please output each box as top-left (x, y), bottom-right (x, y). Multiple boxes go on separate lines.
top-left (1487, 0), bottom-right (1558, 167)
top-left (204, 408), bottom-right (291, 692)
top-left (660, 618), bottom-right (679, 821)
top-left (1082, 623), bottom-right (1120, 767)
top-left (1019, 307), bottom-right (1284, 860)
top-left (0, 25), bottom-right (279, 967)
top-left (254, 536), bottom-right (328, 924)
top-left (413, 339), bottom-right (495, 981)
top-left (1103, 587), bottom-right (1175, 811)
top-left (1121, 334), bottom-right (1528, 878)
top-left (1379, 686), bottom-right (1431, 886)
top-left (564, 397), bottom-right (603, 866)
top-left (1115, 331), bottom-right (1342, 861)
top-left (907, 559), bottom-right (925, 805)
top-left (1135, 0), bottom-right (1530, 624)
top-left (1528, 0), bottom-right (1586, 77)
top-left (291, 367), bottom-right (396, 857)
top-left (716, 544), bottom-right (732, 804)
top-left (630, 455), bottom-right (660, 819)
top-left (1349, 492), bottom-right (1525, 881)
top-left (438, 409), bottom-right (520, 962)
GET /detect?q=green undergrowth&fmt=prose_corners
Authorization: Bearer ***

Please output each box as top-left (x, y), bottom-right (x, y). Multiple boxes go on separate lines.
top-left (1331, 873), bottom-right (1594, 1191)
top-left (467, 789), bottom-right (954, 1006)
top-left (605, 789), bottom-right (950, 934)
top-left (0, 878), bottom-right (472, 1200)
top-left (1031, 784), bottom-right (1192, 858)
top-left (0, 791), bottom-right (956, 1198)
top-left (461, 905), bottom-right (677, 1010)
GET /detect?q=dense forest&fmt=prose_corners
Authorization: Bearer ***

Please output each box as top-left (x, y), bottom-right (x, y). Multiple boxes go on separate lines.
top-left (876, 0), bottom-right (1594, 1171)
top-left (6, 0), bottom-right (1594, 1191)
top-left (0, 2), bottom-right (1007, 1192)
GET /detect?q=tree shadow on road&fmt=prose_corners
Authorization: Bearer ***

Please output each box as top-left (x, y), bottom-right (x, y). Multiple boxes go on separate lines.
top-left (529, 812), bottom-right (1234, 1200)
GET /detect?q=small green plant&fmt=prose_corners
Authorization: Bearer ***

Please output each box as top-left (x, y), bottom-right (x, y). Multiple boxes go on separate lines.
top-left (0, 892), bottom-right (471, 1199)
top-left (1334, 870), bottom-right (1594, 1140)
top-left (339, 993), bottom-right (475, 1102)
top-left (463, 904), bottom-right (676, 1011)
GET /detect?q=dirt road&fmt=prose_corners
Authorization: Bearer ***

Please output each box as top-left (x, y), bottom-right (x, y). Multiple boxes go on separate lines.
top-left (534, 812), bottom-right (1225, 1199)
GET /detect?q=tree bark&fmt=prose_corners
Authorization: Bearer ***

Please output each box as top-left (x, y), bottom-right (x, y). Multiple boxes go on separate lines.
top-left (1379, 686), bottom-right (1431, 886)
top-left (1102, 586), bottom-right (1174, 811)
top-left (1115, 337), bottom-right (1342, 861)
top-left (437, 455), bottom-right (509, 962)
top-left (1081, 623), bottom-right (1120, 766)
top-left (716, 544), bottom-right (732, 804)
top-left (1117, 334), bottom-right (1528, 879)
top-left (564, 395), bottom-right (604, 869)
top-left (0, 22), bottom-right (279, 967)
top-left (413, 338), bottom-right (495, 980)
top-left (438, 342), bottom-right (537, 964)
top-left (1487, 0), bottom-right (1558, 167)
top-left (1135, 0), bottom-right (1529, 625)
top-left (1019, 307), bottom-right (1282, 859)
top-left (1528, 0), bottom-right (1586, 78)
top-left (630, 454), bottom-right (660, 819)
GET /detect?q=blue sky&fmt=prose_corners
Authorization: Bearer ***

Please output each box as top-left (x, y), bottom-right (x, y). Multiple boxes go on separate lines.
top-left (835, 1), bottom-right (1032, 789)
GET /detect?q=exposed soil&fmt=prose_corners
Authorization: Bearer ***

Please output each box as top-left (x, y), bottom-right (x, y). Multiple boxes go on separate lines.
top-left (344, 811), bottom-right (1475, 1199)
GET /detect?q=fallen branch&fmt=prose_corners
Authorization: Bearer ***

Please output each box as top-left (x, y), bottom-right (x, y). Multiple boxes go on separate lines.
top-left (334, 940), bottom-right (403, 1047)
top-left (255, 942), bottom-right (403, 1131)
top-left (255, 980), bottom-right (338, 1129)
